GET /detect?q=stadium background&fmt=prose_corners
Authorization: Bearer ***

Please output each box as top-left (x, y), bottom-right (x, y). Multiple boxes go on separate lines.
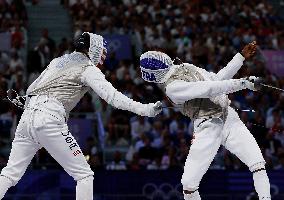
top-left (0, 0), bottom-right (284, 199)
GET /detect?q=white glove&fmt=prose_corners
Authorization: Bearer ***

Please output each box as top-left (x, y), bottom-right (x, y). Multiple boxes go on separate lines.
top-left (241, 76), bottom-right (261, 91)
top-left (248, 76), bottom-right (258, 82)
top-left (144, 101), bottom-right (163, 117)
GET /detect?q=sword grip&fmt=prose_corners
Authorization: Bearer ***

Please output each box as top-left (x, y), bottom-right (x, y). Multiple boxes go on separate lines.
top-left (254, 77), bottom-right (264, 91)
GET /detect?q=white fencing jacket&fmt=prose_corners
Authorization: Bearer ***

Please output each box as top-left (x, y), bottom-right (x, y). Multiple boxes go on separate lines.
top-left (27, 52), bottom-right (155, 117)
top-left (165, 53), bottom-right (246, 106)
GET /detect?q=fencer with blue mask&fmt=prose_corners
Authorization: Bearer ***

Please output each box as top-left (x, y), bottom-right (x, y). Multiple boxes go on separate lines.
top-left (139, 41), bottom-right (271, 200)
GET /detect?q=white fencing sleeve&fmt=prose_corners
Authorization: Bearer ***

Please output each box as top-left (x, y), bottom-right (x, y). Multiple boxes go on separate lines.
top-left (216, 53), bottom-right (245, 80)
top-left (81, 65), bottom-right (160, 117)
top-left (165, 79), bottom-right (248, 104)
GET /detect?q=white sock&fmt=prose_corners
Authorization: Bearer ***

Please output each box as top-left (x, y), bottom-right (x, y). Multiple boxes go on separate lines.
top-left (253, 170), bottom-right (271, 199)
top-left (0, 175), bottom-right (13, 199)
top-left (76, 176), bottom-right (94, 200)
top-left (184, 190), bottom-right (201, 200)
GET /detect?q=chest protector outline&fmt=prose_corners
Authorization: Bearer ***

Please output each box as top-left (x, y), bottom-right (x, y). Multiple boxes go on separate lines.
top-left (165, 65), bottom-right (224, 119)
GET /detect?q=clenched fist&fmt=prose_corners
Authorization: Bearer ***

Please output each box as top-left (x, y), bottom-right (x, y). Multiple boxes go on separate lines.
top-left (241, 76), bottom-right (263, 91)
top-left (241, 41), bottom-right (257, 59)
top-left (147, 101), bottom-right (163, 117)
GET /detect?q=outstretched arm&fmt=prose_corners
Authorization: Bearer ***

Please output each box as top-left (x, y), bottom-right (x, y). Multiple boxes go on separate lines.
top-left (166, 79), bottom-right (254, 104)
top-left (216, 41), bottom-right (257, 80)
top-left (81, 65), bottom-right (162, 117)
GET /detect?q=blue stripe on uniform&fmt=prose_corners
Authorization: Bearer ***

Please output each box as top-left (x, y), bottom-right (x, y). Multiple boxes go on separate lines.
top-left (140, 58), bottom-right (169, 70)
top-left (103, 39), bottom-right (107, 47)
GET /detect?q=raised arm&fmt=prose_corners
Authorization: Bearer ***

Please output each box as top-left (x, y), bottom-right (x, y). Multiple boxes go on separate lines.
top-left (216, 53), bottom-right (245, 80)
top-left (166, 79), bottom-right (255, 104)
top-left (81, 65), bottom-right (162, 117)
top-left (216, 41), bottom-right (257, 80)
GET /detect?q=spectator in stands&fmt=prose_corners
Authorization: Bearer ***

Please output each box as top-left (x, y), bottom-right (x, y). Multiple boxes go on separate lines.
top-left (275, 130), bottom-right (284, 147)
top-left (57, 37), bottom-right (72, 57)
top-left (0, 51), bottom-right (9, 73)
top-left (40, 28), bottom-right (56, 58)
top-left (266, 108), bottom-right (284, 129)
top-left (95, 99), bottom-right (112, 127)
top-left (10, 21), bottom-right (24, 49)
top-left (8, 51), bottom-right (23, 73)
top-left (106, 151), bottom-right (127, 170)
top-left (107, 109), bottom-right (130, 145)
top-left (274, 153), bottom-right (284, 170)
top-left (130, 116), bottom-right (151, 141)
top-left (169, 112), bottom-right (188, 135)
top-left (150, 122), bottom-right (165, 148)
top-left (105, 52), bottom-right (119, 71)
top-left (128, 152), bottom-right (141, 170)
top-left (1, 0), bottom-right (284, 171)
top-left (147, 156), bottom-right (169, 170)
top-left (138, 136), bottom-right (157, 166)
top-left (74, 94), bottom-right (95, 113)
top-left (264, 131), bottom-right (283, 163)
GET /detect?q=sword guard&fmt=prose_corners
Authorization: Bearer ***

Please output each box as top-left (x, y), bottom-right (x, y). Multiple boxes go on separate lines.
top-left (254, 77), bottom-right (264, 91)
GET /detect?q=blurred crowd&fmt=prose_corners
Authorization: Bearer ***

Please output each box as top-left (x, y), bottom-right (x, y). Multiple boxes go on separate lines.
top-left (67, 0), bottom-right (284, 171)
top-left (0, 0), bottom-right (28, 166)
top-left (0, 0), bottom-right (28, 91)
top-left (1, 0), bottom-right (284, 171)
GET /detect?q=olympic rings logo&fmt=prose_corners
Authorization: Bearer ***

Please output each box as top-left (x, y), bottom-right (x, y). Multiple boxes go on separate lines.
top-left (142, 183), bottom-right (183, 200)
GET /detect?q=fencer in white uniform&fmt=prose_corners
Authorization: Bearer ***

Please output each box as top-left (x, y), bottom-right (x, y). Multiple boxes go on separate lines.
top-left (0, 32), bottom-right (162, 200)
top-left (139, 46), bottom-right (271, 200)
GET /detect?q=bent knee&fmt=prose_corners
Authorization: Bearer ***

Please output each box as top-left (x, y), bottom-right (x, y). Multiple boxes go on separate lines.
top-left (72, 165), bottom-right (94, 181)
top-left (77, 175), bottom-right (94, 184)
top-left (0, 175), bottom-right (15, 187)
top-left (0, 170), bottom-right (22, 186)
top-left (183, 188), bottom-right (199, 194)
top-left (181, 177), bottom-right (199, 192)
top-left (249, 162), bottom-right (266, 173)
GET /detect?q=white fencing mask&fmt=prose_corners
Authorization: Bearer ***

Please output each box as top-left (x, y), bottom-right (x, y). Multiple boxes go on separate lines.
top-left (87, 32), bottom-right (107, 66)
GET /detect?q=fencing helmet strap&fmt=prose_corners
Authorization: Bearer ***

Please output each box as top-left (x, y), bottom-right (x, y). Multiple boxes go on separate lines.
top-left (140, 51), bottom-right (174, 83)
top-left (85, 32), bottom-right (107, 66)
